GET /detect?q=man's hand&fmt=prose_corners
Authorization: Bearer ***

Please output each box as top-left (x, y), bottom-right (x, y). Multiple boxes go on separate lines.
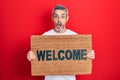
top-left (27, 51), bottom-right (36, 61)
top-left (87, 50), bottom-right (95, 60)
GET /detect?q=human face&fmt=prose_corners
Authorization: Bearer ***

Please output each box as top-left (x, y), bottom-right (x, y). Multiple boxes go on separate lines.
top-left (52, 10), bottom-right (69, 33)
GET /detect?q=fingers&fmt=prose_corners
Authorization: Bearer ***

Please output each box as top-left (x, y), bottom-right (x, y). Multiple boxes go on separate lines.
top-left (87, 50), bottom-right (95, 59)
top-left (27, 51), bottom-right (36, 61)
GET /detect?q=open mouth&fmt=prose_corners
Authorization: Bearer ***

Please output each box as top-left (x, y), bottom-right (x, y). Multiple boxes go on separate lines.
top-left (57, 24), bottom-right (62, 29)
top-left (56, 23), bottom-right (63, 29)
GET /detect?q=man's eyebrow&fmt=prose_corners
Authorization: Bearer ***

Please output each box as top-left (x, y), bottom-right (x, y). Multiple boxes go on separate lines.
top-left (62, 14), bottom-right (65, 16)
top-left (53, 13), bottom-right (65, 16)
top-left (54, 13), bottom-right (58, 15)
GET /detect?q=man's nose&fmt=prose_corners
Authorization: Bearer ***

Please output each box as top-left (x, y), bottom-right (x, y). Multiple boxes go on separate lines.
top-left (58, 17), bottom-right (61, 22)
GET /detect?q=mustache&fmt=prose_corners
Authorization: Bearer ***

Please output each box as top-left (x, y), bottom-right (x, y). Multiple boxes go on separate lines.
top-left (55, 22), bottom-right (64, 26)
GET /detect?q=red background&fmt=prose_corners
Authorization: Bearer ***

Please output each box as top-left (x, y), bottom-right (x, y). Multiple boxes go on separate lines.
top-left (0, 0), bottom-right (120, 80)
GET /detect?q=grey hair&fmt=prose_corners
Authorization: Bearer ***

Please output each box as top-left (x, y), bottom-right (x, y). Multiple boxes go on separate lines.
top-left (52, 4), bottom-right (69, 17)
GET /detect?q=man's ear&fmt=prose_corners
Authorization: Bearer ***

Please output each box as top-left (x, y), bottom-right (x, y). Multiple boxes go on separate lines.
top-left (66, 15), bottom-right (69, 22)
top-left (52, 16), bottom-right (54, 21)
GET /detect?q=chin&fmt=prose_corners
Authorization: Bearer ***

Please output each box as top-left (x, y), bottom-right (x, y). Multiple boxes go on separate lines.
top-left (56, 30), bottom-right (61, 33)
top-left (55, 29), bottom-right (62, 32)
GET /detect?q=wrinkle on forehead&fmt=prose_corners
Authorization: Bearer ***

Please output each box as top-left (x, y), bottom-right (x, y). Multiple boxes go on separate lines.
top-left (54, 13), bottom-right (66, 16)
top-left (54, 10), bottom-right (67, 15)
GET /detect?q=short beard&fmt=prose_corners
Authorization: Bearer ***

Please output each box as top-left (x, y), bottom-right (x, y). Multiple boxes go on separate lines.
top-left (55, 22), bottom-right (64, 32)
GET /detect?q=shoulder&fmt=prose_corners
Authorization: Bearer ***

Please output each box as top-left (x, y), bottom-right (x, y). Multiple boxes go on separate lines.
top-left (65, 29), bottom-right (78, 35)
top-left (42, 29), bottom-right (55, 35)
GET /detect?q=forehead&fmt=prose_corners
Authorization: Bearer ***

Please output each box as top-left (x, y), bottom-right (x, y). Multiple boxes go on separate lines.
top-left (53, 10), bottom-right (66, 15)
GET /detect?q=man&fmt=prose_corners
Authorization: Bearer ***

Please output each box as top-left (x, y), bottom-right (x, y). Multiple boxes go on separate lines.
top-left (27, 4), bottom-right (95, 80)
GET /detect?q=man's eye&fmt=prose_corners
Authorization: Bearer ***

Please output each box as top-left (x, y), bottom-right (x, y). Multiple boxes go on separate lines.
top-left (61, 16), bottom-right (65, 18)
top-left (54, 15), bottom-right (58, 18)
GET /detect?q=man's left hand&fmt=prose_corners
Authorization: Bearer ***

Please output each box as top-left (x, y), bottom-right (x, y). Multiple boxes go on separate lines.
top-left (87, 50), bottom-right (95, 59)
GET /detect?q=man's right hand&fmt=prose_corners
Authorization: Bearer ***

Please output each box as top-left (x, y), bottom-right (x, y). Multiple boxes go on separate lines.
top-left (27, 51), bottom-right (36, 61)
